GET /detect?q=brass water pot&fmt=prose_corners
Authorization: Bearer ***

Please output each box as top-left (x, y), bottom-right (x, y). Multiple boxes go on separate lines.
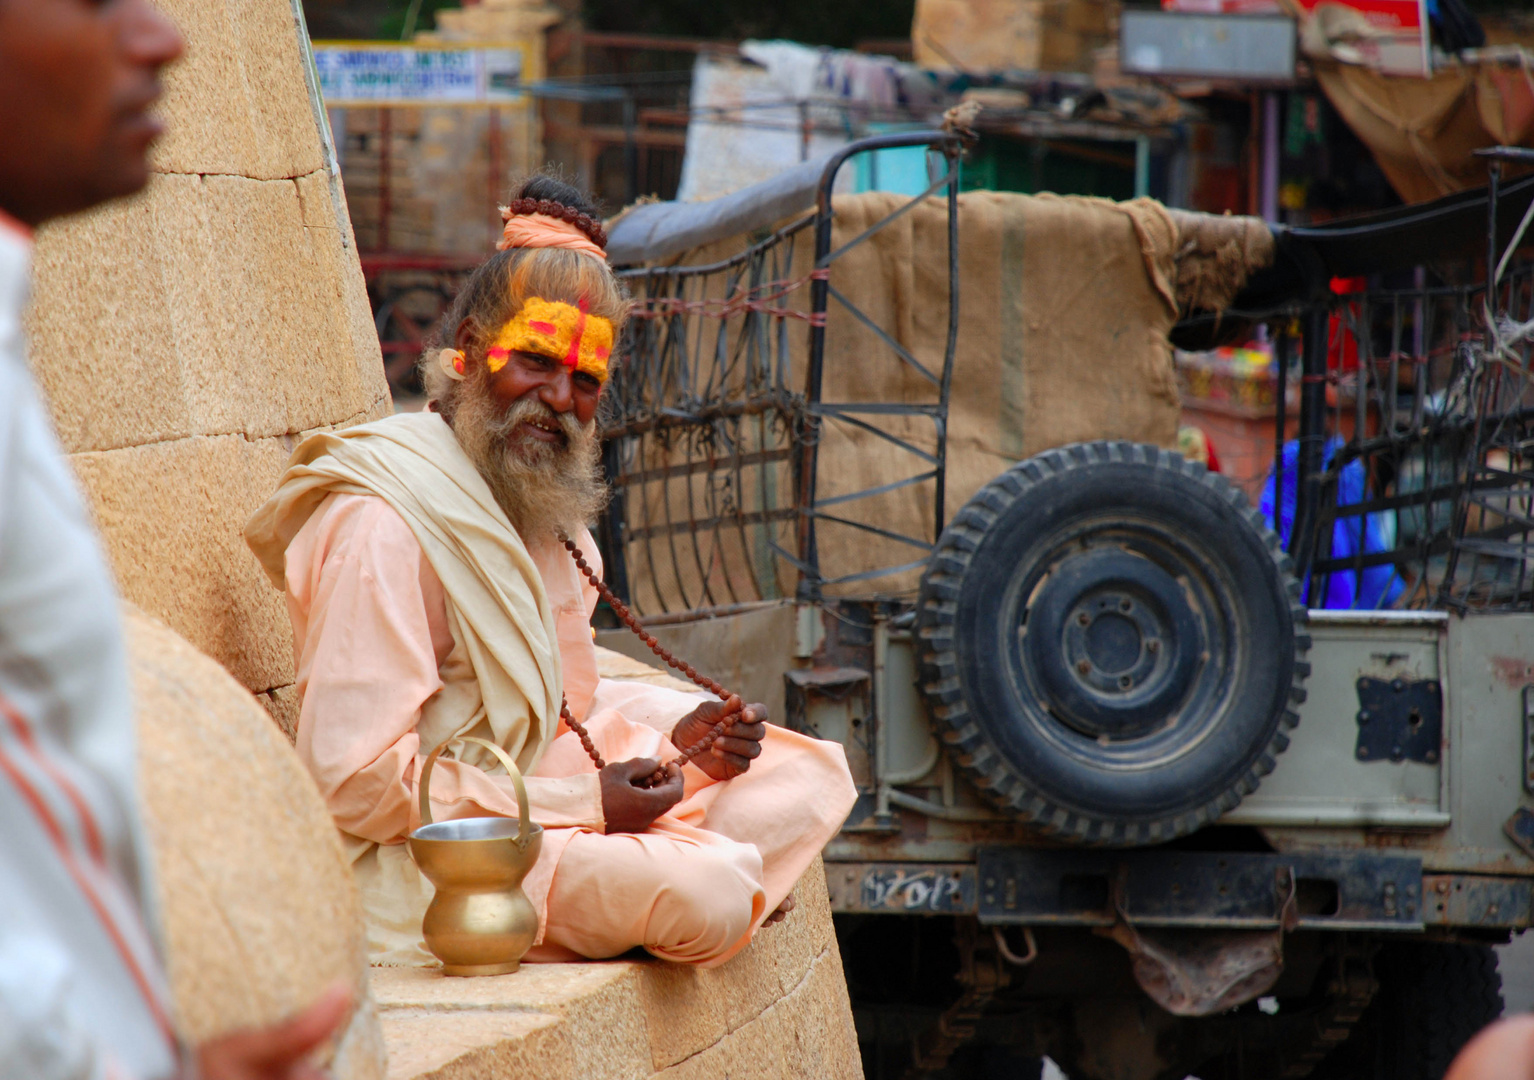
top-left (408, 736), bottom-right (543, 976)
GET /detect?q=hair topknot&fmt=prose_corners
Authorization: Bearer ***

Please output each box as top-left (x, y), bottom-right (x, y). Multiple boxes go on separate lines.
top-left (502, 174), bottom-right (607, 250)
top-left (516, 175), bottom-right (600, 218)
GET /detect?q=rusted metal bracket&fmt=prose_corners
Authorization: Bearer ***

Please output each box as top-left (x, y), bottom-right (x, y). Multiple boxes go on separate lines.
top-left (978, 849), bottom-right (1423, 931)
top-left (1424, 870), bottom-right (1534, 927)
top-left (1355, 675), bottom-right (1442, 764)
top-left (1504, 807), bottom-right (1534, 870)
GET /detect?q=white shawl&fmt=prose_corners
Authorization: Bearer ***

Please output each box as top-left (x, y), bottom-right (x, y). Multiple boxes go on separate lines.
top-left (245, 410), bottom-right (562, 776)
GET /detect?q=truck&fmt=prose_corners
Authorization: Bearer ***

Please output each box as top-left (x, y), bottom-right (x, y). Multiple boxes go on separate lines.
top-left (594, 132), bottom-right (1534, 1080)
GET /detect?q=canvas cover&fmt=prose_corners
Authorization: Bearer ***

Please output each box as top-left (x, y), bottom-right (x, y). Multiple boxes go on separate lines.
top-left (615, 190), bottom-right (1274, 609)
top-left (1311, 54), bottom-right (1534, 203)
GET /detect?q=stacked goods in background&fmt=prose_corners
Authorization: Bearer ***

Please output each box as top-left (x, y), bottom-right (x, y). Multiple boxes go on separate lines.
top-left (913, 0), bottom-right (1118, 74)
top-left (337, 104), bottom-right (541, 254)
top-left (420, 0), bottom-right (561, 40)
top-left (1176, 344), bottom-right (1297, 499)
top-left (332, 0), bottom-right (557, 255)
top-left (1176, 344), bottom-right (1280, 414)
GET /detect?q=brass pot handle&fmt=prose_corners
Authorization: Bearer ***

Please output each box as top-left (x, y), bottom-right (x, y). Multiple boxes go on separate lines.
top-left (419, 736), bottom-right (533, 846)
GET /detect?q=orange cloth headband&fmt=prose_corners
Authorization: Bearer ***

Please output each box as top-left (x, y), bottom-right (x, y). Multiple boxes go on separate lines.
top-left (487, 297), bottom-right (613, 383)
top-left (496, 212), bottom-right (607, 260)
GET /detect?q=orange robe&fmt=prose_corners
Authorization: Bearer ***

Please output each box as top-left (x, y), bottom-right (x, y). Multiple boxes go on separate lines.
top-left (284, 492), bottom-right (856, 967)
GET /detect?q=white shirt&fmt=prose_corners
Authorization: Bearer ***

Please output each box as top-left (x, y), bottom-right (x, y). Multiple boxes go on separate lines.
top-left (0, 214), bottom-right (179, 1080)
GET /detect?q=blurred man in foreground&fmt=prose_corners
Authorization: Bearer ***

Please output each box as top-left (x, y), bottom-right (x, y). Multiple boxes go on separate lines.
top-left (0, 0), bottom-right (348, 1076)
top-left (1446, 1014), bottom-right (1534, 1080)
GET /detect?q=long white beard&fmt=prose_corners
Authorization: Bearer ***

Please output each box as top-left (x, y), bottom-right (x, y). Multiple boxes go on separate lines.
top-left (450, 389), bottom-right (608, 543)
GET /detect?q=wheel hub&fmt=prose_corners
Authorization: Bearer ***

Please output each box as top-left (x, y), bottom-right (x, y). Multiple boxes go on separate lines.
top-left (1023, 548), bottom-right (1203, 740)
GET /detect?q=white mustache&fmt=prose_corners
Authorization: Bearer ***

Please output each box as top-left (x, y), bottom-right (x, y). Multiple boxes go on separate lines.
top-left (490, 399), bottom-right (587, 444)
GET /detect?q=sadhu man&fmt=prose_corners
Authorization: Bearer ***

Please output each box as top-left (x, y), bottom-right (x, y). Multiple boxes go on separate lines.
top-left (245, 176), bottom-right (857, 967)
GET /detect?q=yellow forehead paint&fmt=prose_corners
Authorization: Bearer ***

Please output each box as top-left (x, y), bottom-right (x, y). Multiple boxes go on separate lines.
top-left (486, 297), bottom-right (613, 383)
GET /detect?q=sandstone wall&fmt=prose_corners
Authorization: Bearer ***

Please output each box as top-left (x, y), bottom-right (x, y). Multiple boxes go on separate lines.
top-left (26, 0), bottom-right (390, 731)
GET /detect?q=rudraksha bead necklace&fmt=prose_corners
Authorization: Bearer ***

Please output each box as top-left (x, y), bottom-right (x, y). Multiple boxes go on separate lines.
top-left (560, 536), bottom-right (743, 785)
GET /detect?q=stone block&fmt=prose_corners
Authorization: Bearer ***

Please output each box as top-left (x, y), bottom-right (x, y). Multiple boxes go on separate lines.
top-left (382, 1009), bottom-right (562, 1080)
top-left (636, 859), bottom-right (838, 1071)
top-left (262, 683), bottom-right (302, 740)
top-left (655, 949), bottom-right (862, 1080)
top-left (638, 951), bottom-right (772, 1072)
top-left (302, 394), bottom-right (396, 439)
top-left (70, 434), bottom-right (298, 693)
top-left (30, 172), bottom-right (388, 455)
top-left (373, 965), bottom-right (651, 1080)
top-left (152, 172), bottom-right (384, 441)
top-left (294, 172), bottom-right (391, 413)
top-left (27, 189), bottom-right (193, 451)
top-left (372, 962), bottom-right (638, 1014)
top-left (148, 0), bottom-right (324, 180)
top-left (128, 605), bottom-right (385, 1080)
top-left (793, 854), bottom-right (838, 956)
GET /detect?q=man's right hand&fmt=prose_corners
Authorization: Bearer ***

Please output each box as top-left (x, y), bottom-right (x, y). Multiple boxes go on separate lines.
top-left (600, 757), bottom-right (684, 833)
top-left (193, 982), bottom-right (351, 1080)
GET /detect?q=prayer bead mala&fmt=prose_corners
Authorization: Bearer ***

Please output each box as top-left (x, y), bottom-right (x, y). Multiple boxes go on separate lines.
top-left (560, 536), bottom-right (743, 784)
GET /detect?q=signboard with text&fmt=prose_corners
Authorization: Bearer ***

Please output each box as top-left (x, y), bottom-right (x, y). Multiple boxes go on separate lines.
top-left (312, 44), bottom-right (526, 105)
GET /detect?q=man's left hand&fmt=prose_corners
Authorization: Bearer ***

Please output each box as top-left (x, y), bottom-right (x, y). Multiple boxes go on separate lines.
top-left (671, 695), bottom-right (768, 782)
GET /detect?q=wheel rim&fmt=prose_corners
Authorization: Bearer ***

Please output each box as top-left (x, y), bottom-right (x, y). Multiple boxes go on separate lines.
top-left (1025, 547), bottom-right (1204, 739)
top-left (1003, 517), bottom-right (1239, 771)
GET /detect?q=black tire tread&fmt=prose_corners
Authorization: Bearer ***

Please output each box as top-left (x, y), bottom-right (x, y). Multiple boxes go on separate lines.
top-left (916, 440), bottom-right (1310, 845)
top-left (1310, 942), bottom-right (1503, 1080)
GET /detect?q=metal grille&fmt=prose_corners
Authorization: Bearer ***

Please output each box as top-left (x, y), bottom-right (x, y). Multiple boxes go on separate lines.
top-left (600, 216), bottom-right (816, 615)
top-left (598, 138), bottom-right (1534, 618)
top-left (600, 131), bottom-right (963, 617)
top-left (1291, 260), bottom-right (1534, 612)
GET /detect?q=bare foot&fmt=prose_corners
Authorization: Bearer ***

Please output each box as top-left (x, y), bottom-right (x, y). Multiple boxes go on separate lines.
top-left (762, 895), bottom-right (796, 927)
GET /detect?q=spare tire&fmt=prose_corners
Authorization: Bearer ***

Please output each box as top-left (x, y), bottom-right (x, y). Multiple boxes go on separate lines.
top-left (916, 441), bottom-right (1309, 845)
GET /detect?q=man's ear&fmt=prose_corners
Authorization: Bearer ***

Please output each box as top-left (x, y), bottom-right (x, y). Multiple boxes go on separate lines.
top-left (454, 317), bottom-right (477, 354)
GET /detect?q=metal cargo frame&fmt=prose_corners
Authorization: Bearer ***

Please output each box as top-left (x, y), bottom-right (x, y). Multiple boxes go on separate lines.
top-left (600, 136), bottom-right (1534, 623)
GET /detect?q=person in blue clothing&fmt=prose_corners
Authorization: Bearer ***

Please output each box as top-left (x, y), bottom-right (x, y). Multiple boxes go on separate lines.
top-left (1262, 437), bottom-right (1405, 610)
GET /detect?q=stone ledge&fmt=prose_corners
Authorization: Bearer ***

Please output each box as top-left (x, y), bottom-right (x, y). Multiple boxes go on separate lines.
top-left (656, 946), bottom-right (856, 1080)
top-left (373, 858), bottom-right (862, 1080)
top-left (381, 1009), bottom-right (568, 1080)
